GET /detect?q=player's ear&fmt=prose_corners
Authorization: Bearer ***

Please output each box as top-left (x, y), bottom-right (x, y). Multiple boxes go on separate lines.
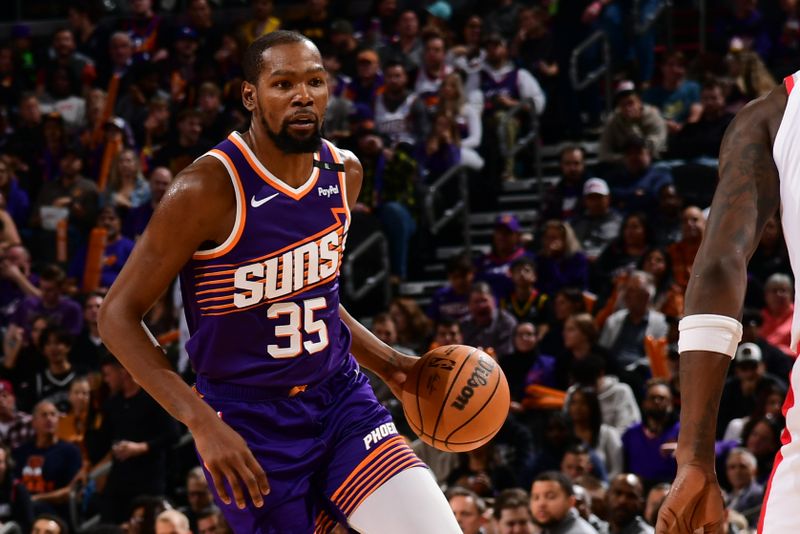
top-left (242, 81), bottom-right (257, 111)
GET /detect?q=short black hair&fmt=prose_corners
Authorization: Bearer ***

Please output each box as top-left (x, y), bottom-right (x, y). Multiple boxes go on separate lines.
top-left (40, 264), bottom-right (66, 284)
top-left (470, 281), bottom-right (493, 297)
top-left (560, 144), bottom-right (585, 159)
top-left (742, 308), bottom-right (763, 327)
top-left (446, 252), bottom-right (474, 275)
top-left (702, 76), bottom-right (724, 93)
top-left (196, 505), bottom-right (221, 522)
top-left (533, 471), bottom-right (574, 497)
top-left (68, 0), bottom-right (102, 23)
top-left (446, 486), bottom-right (487, 513)
top-left (243, 30), bottom-right (313, 84)
top-left (493, 488), bottom-right (530, 519)
top-left (33, 514), bottom-right (69, 534)
top-left (41, 326), bottom-right (73, 348)
top-left (436, 318), bottom-right (460, 330)
top-left (383, 59), bottom-right (406, 72)
top-left (510, 256), bottom-right (536, 273)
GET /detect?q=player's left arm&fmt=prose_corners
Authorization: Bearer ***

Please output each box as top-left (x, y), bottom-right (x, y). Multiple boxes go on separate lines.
top-left (337, 149), bottom-right (419, 399)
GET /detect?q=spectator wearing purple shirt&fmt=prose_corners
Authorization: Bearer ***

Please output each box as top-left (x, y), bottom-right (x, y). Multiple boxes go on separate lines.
top-left (123, 167), bottom-right (173, 241)
top-left (621, 379), bottom-right (679, 488)
top-left (0, 244), bottom-right (40, 326)
top-left (429, 253), bottom-right (474, 323)
top-left (70, 206), bottom-right (134, 291)
top-left (12, 265), bottom-right (82, 337)
top-left (0, 157), bottom-right (30, 231)
top-left (475, 214), bottom-right (532, 300)
top-left (536, 220), bottom-right (589, 297)
top-left (415, 110), bottom-right (461, 183)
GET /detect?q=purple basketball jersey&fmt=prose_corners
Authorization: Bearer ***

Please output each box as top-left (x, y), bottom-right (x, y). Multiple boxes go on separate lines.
top-left (179, 132), bottom-right (351, 388)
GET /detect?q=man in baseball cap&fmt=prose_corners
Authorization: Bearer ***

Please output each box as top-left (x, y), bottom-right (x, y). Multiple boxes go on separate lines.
top-left (571, 178), bottom-right (622, 260)
top-left (718, 342), bottom-right (785, 439)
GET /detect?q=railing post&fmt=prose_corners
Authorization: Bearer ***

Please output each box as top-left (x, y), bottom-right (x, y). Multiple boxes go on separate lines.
top-left (699, 0), bottom-right (706, 53)
top-left (459, 168), bottom-right (471, 254)
top-left (342, 231), bottom-right (390, 303)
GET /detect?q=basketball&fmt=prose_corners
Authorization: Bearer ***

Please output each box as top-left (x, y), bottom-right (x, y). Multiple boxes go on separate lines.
top-left (401, 345), bottom-right (510, 452)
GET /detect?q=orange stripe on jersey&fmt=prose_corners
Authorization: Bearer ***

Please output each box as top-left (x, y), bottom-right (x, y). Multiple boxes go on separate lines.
top-left (228, 132), bottom-right (321, 201)
top-left (337, 454), bottom-right (420, 517)
top-left (324, 139), bottom-right (350, 223)
top-left (192, 149), bottom-right (247, 261)
top-left (196, 277), bottom-right (235, 287)
top-left (195, 287), bottom-right (232, 296)
top-left (314, 510), bottom-right (338, 534)
top-left (199, 271), bottom-right (337, 315)
top-left (196, 294), bottom-right (234, 305)
top-left (194, 268), bottom-right (238, 279)
top-left (190, 208), bottom-right (349, 271)
top-left (329, 436), bottom-right (404, 503)
top-left (334, 445), bottom-right (421, 515)
top-left (343, 457), bottom-right (423, 518)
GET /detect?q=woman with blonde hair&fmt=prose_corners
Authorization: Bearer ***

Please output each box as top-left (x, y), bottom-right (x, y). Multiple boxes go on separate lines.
top-left (436, 72), bottom-right (484, 170)
top-left (536, 220), bottom-right (589, 296)
top-left (105, 148), bottom-right (150, 209)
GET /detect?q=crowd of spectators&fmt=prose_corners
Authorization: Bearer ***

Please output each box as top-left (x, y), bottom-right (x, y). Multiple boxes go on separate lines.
top-left (0, 0), bottom-right (798, 533)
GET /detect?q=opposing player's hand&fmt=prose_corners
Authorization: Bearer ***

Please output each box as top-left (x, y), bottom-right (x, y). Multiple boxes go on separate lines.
top-left (192, 415), bottom-right (270, 509)
top-left (656, 463), bottom-right (725, 534)
top-left (383, 352), bottom-right (419, 400)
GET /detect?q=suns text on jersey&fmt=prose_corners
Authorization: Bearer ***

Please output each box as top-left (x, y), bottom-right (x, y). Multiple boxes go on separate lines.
top-left (232, 228), bottom-right (341, 308)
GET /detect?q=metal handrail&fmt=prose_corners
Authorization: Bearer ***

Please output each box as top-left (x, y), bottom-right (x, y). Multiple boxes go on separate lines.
top-left (342, 231), bottom-right (391, 303)
top-left (0, 523), bottom-right (21, 534)
top-left (499, 99), bottom-right (538, 159)
top-left (496, 98), bottom-right (543, 200)
top-left (698, 0), bottom-right (707, 53)
top-left (633, 0), bottom-right (672, 36)
top-left (69, 461), bottom-right (112, 532)
top-left (569, 30), bottom-right (613, 114)
top-left (423, 164), bottom-right (470, 251)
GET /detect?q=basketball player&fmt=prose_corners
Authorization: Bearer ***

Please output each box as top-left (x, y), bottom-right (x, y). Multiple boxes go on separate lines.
top-left (655, 77), bottom-right (797, 532)
top-left (98, 31), bottom-right (461, 533)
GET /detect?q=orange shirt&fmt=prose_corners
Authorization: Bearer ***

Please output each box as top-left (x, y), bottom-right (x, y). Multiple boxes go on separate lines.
top-left (668, 240), bottom-right (701, 289)
top-left (761, 305), bottom-right (795, 356)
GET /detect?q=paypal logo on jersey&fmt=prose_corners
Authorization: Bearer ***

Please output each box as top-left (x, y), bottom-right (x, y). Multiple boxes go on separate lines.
top-left (318, 185), bottom-right (339, 198)
top-left (232, 228), bottom-right (342, 308)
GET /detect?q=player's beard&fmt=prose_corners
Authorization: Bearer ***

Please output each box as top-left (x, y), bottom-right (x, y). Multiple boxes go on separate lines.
top-left (263, 115), bottom-right (322, 154)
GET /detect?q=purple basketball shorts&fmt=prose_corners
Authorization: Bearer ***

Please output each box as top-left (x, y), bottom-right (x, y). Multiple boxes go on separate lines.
top-left (194, 355), bottom-right (427, 533)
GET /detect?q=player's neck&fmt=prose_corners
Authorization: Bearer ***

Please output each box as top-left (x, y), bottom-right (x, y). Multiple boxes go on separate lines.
top-left (243, 128), bottom-right (315, 189)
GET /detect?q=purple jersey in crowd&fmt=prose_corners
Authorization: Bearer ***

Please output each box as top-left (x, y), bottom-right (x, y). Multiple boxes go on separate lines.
top-left (179, 132), bottom-right (352, 389)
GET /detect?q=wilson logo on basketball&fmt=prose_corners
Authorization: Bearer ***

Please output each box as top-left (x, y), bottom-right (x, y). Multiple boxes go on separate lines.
top-left (450, 357), bottom-right (495, 411)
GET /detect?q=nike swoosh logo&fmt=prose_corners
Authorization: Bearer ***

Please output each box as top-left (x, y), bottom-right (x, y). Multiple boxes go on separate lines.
top-left (250, 192), bottom-right (279, 208)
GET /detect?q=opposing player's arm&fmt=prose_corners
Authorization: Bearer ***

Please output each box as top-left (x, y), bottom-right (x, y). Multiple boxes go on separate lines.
top-left (98, 156), bottom-right (269, 509)
top-left (657, 86), bottom-right (784, 533)
top-left (676, 88), bottom-right (783, 467)
top-left (337, 149), bottom-right (419, 397)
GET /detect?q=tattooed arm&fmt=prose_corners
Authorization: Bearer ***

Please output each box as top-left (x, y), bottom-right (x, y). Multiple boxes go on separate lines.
top-left (656, 87), bottom-right (785, 533)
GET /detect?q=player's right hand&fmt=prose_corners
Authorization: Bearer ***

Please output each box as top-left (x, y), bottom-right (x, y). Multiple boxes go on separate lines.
top-left (192, 415), bottom-right (270, 510)
top-left (656, 463), bottom-right (725, 534)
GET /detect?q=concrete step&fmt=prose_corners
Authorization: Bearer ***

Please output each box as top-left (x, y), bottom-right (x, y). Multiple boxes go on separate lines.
top-left (468, 210), bottom-right (539, 225)
top-left (539, 141), bottom-right (600, 159)
top-left (498, 193), bottom-right (541, 207)
top-left (399, 280), bottom-right (446, 297)
top-left (435, 244), bottom-right (490, 260)
top-left (502, 175), bottom-right (560, 193)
